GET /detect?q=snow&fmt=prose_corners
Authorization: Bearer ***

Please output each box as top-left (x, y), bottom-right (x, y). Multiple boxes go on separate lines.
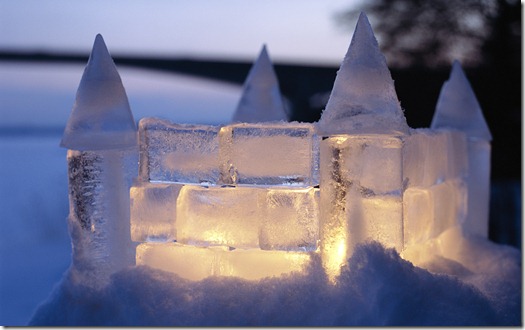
top-left (29, 231), bottom-right (520, 326)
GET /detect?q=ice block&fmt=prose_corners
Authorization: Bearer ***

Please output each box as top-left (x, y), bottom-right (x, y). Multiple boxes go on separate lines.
top-left (139, 118), bottom-right (221, 184)
top-left (403, 179), bottom-right (466, 246)
top-left (176, 185), bottom-right (320, 251)
top-left (259, 187), bottom-right (319, 251)
top-left (175, 185), bottom-right (264, 249)
top-left (130, 182), bottom-right (184, 242)
top-left (136, 242), bottom-right (312, 281)
top-left (219, 122), bottom-right (320, 186)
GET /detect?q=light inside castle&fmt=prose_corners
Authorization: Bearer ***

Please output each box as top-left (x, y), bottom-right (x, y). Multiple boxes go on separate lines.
top-left (60, 12), bottom-right (492, 287)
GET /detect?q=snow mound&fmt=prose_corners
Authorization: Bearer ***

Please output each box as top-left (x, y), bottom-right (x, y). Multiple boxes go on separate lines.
top-left (29, 234), bottom-right (521, 326)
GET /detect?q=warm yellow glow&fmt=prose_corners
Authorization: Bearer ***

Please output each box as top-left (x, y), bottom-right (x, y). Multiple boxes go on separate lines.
top-left (136, 242), bottom-right (311, 281)
top-left (321, 229), bottom-right (347, 283)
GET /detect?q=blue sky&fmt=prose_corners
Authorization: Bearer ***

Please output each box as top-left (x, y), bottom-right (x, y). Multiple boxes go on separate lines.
top-left (0, 0), bottom-right (360, 65)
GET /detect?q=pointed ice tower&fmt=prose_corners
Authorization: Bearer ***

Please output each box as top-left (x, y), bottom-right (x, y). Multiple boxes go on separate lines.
top-left (61, 34), bottom-right (138, 287)
top-left (431, 61), bottom-right (492, 238)
top-left (317, 13), bottom-right (408, 136)
top-left (231, 45), bottom-right (288, 123)
top-left (318, 12), bottom-right (409, 281)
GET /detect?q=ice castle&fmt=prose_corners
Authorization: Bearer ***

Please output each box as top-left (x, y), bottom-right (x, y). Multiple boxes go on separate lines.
top-left (60, 13), bottom-right (492, 286)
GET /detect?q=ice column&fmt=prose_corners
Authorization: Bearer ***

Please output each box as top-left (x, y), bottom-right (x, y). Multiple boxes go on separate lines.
top-left (61, 34), bottom-right (138, 287)
top-left (231, 45), bottom-right (288, 123)
top-left (318, 12), bottom-right (409, 281)
top-left (431, 61), bottom-right (492, 238)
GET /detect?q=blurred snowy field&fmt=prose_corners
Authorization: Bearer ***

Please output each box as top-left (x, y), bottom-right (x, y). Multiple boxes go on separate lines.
top-left (0, 135), bottom-right (70, 325)
top-left (0, 61), bottom-right (240, 325)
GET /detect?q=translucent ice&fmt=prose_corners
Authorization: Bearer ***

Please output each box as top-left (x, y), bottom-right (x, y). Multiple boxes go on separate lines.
top-left (138, 118), bottom-right (221, 184)
top-left (136, 242), bottom-right (311, 281)
top-left (431, 61), bottom-right (492, 141)
top-left (66, 148), bottom-right (137, 287)
top-left (403, 129), bottom-right (468, 188)
top-left (319, 135), bottom-right (404, 280)
top-left (321, 135), bottom-right (403, 195)
top-left (260, 187), bottom-right (319, 251)
top-left (403, 180), bottom-right (467, 246)
top-left (175, 185), bottom-right (263, 248)
top-left (60, 34), bottom-right (137, 151)
top-left (464, 140), bottom-right (491, 237)
top-left (130, 182), bottom-right (183, 242)
top-left (353, 194), bottom-right (403, 252)
top-left (431, 61), bottom-right (492, 238)
top-left (175, 185), bottom-right (319, 251)
top-left (317, 12), bottom-right (409, 136)
top-left (219, 122), bottom-right (319, 186)
top-left (231, 45), bottom-right (288, 123)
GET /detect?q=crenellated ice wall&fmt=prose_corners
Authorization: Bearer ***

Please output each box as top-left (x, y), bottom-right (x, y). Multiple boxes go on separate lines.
top-left (61, 13), bottom-right (492, 285)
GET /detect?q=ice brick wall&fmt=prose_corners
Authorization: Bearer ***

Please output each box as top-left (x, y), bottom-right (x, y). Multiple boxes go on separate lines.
top-left (219, 122), bottom-right (319, 186)
top-left (402, 129), bottom-right (468, 247)
top-left (138, 118), bottom-right (221, 184)
top-left (132, 118), bottom-right (320, 280)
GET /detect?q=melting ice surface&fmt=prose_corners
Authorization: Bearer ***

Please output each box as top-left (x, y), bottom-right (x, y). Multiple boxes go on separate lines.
top-left (317, 12), bottom-right (408, 136)
top-left (231, 45), bottom-right (288, 123)
top-left (60, 34), bottom-right (137, 151)
top-left (431, 60), bottom-right (492, 141)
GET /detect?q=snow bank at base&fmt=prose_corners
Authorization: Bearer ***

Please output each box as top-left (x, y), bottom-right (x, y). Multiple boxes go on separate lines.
top-left (29, 228), bottom-right (521, 326)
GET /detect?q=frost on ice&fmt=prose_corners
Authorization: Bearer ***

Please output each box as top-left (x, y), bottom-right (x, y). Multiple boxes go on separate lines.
top-left (60, 34), bottom-right (137, 151)
top-left (32, 14), bottom-right (521, 326)
top-left (317, 12), bottom-right (408, 136)
top-left (61, 34), bottom-right (138, 288)
top-left (231, 45), bottom-right (288, 123)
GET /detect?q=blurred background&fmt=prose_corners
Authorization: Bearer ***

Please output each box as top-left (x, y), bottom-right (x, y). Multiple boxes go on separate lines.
top-left (0, 0), bottom-right (521, 325)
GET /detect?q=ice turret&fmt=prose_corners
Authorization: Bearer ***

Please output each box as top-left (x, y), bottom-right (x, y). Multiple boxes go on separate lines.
top-left (60, 34), bottom-right (137, 150)
top-left (431, 61), bottom-right (492, 141)
top-left (61, 34), bottom-right (138, 288)
top-left (318, 13), bottom-right (408, 282)
top-left (431, 61), bottom-right (492, 238)
top-left (231, 45), bottom-right (288, 123)
top-left (317, 12), bottom-right (409, 136)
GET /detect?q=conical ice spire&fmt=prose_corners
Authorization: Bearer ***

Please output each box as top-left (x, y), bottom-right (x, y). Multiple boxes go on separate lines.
top-left (431, 61), bottom-right (492, 141)
top-left (231, 45), bottom-right (288, 123)
top-left (60, 34), bottom-right (137, 151)
top-left (318, 12), bottom-right (408, 135)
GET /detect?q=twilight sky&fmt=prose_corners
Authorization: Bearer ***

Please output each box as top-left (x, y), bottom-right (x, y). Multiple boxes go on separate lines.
top-left (0, 0), bottom-right (361, 65)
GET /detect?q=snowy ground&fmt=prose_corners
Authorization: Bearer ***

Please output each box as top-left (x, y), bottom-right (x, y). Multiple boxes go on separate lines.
top-left (0, 135), bottom-right (71, 325)
top-left (29, 231), bottom-right (521, 326)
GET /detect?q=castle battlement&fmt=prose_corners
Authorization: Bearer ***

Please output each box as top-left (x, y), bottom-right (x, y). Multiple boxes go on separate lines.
top-left (61, 13), bottom-right (491, 286)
